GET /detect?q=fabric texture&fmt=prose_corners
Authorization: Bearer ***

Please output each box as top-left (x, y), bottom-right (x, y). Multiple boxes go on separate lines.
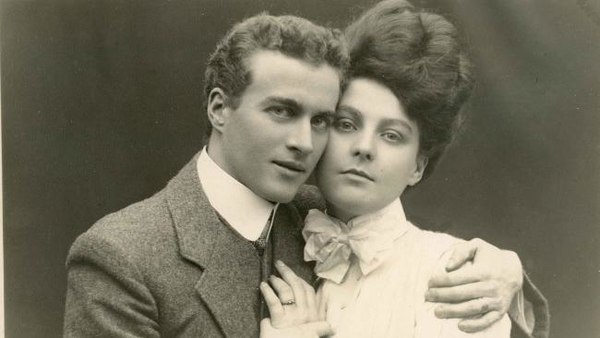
top-left (308, 201), bottom-right (511, 337)
top-left (303, 200), bottom-right (408, 283)
top-left (63, 152), bottom-right (315, 338)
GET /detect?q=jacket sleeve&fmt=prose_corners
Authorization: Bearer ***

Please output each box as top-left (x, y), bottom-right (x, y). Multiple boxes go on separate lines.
top-left (63, 231), bottom-right (160, 338)
top-left (508, 272), bottom-right (550, 338)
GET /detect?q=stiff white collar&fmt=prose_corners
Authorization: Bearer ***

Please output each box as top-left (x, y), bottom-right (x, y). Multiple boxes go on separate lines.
top-left (196, 147), bottom-right (277, 241)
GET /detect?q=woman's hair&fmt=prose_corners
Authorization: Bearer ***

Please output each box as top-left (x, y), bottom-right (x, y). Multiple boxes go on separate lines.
top-left (345, 0), bottom-right (474, 180)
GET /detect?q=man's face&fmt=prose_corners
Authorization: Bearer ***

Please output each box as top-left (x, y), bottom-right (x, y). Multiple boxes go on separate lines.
top-left (214, 50), bottom-right (340, 203)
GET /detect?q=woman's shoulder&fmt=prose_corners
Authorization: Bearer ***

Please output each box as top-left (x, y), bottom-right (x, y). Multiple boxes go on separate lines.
top-left (403, 221), bottom-right (465, 266)
top-left (408, 220), bottom-right (464, 248)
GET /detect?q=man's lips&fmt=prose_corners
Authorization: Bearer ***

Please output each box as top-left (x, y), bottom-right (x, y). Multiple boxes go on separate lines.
top-left (341, 168), bottom-right (374, 181)
top-left (273, 160), bottom-right (307, 173)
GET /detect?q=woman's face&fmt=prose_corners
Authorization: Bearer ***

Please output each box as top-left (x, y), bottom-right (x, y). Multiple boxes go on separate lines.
top-left (316, 78), bottom-right (427, 221)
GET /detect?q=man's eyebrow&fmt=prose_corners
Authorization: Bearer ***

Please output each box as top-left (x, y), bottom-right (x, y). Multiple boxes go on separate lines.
top-left (264, 96), bottom-right (335, 116)
top-left (262, 96), bottom-right (301, 111)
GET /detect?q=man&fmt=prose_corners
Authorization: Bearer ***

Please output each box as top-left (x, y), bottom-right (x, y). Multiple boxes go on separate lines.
top-left (64, 13), bottom-right (547, 338)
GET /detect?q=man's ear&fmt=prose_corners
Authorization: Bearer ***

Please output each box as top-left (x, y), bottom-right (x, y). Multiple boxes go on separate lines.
top-left (207, 87), bottom-right (229, 133)
top-left (408, 155), bottom-right (428, 186)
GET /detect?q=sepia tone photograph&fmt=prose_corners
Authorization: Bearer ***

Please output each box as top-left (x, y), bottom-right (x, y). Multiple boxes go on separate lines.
top-left (2, 0), bottom-right (599, 337)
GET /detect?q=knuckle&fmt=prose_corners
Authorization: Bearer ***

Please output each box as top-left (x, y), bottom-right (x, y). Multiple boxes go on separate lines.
top-left (485, 282), bottom-right (498, 294)
top-left (490, 297), bottom-right (502, 309)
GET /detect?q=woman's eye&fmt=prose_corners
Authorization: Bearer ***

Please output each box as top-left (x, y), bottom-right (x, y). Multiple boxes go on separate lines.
top-left (334, 118), bottom-right (356, 132)
top-left (382, 131), bottom-right (403, 142)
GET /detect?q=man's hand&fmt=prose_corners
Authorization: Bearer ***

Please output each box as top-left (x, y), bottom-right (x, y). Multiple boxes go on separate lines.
top-left (426, 238), bottom-right (523, 333)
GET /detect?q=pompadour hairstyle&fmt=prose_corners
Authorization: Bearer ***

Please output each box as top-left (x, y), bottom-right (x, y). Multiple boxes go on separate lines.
top-left (345, 0), bottom-right (474, 180)
top-left (203, 13), bottom-right (349, 136)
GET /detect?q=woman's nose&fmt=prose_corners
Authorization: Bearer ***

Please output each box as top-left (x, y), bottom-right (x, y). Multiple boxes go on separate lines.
top-left (351, 133), bottom-right (375, 161)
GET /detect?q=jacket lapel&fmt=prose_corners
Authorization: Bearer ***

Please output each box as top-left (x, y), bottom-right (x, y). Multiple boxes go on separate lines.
top-left (165, 153), bottom-right (261, 337)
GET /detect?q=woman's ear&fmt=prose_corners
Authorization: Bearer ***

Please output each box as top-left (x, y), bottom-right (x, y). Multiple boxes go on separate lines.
top-left (408, 155), bottom-right (428, 186)
top-left (207, 87), bottom-right (229, 133)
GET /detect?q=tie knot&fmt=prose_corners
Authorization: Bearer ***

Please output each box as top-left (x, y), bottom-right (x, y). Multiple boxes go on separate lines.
top-left (334, 233), bottom-right (350, 245)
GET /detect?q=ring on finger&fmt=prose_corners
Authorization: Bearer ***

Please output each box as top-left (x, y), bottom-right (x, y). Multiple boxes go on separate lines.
top-left (281, 299), bottom-right (296, 306)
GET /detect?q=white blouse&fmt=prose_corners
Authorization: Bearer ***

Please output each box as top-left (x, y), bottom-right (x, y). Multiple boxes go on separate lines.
top-left (308, 200), bottom-right (511, 338)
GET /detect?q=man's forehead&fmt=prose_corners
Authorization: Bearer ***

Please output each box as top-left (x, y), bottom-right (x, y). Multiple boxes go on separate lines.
top-left (243, 50), bottom-right (341, 108)
top-left (246, 50), bottom-right (339, 82)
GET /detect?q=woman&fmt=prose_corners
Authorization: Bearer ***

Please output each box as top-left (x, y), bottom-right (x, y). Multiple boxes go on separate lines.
top-left (261, 0), bottom-right (511, 336)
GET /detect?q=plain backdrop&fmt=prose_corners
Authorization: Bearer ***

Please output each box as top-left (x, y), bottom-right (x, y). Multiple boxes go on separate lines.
top-left (2, 0), bottom-right (599, 337)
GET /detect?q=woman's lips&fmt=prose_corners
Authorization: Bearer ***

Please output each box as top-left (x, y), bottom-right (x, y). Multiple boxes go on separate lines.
top-left (341, 168), bottom-right (374, 181)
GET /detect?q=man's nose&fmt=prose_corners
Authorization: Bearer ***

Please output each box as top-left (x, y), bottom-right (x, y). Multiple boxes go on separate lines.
top-left (286, 119), bottom-right (314, 155)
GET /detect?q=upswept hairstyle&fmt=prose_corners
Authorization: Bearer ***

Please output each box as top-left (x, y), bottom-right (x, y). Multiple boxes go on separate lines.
top-left (203, 14), bottom-right (349, 136)
top-left (345, 0), bottom-right (474, 180)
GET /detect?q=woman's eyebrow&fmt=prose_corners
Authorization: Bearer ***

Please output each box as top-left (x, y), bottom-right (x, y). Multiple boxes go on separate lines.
top-left (381, 118), bottom-right (413, 133)
top-left (336, 104), bottom-right (362, 119)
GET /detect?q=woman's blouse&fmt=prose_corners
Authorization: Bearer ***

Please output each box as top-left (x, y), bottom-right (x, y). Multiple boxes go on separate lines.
top-left (303, 199), bottom-right (510, 337)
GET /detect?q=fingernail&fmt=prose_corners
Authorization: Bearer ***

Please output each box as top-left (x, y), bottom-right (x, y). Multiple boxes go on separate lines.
top-left (276, 260), bottom-right (284, 267)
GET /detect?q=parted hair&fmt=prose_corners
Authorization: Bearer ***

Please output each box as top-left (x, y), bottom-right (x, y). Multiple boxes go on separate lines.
top-left (203, 13), bottom-right (349, 136)
top-left (345, 0), bottom-right (474, 180)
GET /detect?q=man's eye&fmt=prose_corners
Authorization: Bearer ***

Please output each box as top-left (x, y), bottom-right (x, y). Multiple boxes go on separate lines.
top-left (268, 107), bottom-right (293, 118)
top-left (334, 118), bottom-right (357, 132)
top-left (311, 115), bottom-right (331, 130)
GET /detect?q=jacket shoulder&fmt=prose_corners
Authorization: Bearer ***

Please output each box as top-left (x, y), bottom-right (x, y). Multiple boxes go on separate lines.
top-left (67, 190), bottom-right (176, 268)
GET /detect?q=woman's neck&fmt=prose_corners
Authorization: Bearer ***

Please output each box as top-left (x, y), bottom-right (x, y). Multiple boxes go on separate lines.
top-left (326, 205), bottom-right (357, 224)
top-left (326, 198), bottom-right (404, 224)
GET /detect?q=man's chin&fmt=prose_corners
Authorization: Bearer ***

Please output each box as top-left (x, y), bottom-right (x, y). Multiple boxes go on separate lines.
top-left (258, 184), bottom-right (301, 204)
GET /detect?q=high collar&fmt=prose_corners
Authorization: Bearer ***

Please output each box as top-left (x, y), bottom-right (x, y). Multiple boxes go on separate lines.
top-left (303, 199), bottom-right (410, 283)
top-left (196, 147), bottom-right (277, 241)
top-left (326, 198), bottom-right (409, 234)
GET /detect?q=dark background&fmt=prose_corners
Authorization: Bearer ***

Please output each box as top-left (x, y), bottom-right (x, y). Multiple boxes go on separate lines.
top-left (2, 0), bottom-right (599, 337)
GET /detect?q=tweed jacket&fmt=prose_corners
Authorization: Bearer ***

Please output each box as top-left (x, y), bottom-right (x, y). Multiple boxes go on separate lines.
top-left (64, 153), bottom-right (316, 337)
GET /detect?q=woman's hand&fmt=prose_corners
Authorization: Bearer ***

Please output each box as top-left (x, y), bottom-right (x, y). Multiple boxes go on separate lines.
top-left (260, 318), bottom-right (334, 338)
top-left (425, 238), bottom-right (523, 333)
top-left (260, 260), bottom-right (321, 328)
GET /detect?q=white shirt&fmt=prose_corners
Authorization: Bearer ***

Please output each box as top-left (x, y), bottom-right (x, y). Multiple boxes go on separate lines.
top-left (314, 200), bottom-right (511, 337)
top-left (196, 147), bottom-right (277, 241)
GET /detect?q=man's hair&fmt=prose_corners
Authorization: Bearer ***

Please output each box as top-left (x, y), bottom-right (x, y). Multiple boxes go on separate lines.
top-left (345, 0), bottom-right (474, 180)
top-left (203, 13), bottom-right (349, 136)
